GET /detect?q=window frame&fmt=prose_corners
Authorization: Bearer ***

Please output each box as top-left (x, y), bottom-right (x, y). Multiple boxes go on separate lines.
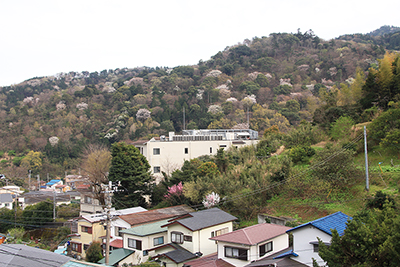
top-left (81, 226), bottom-right (92, 234)
top-left (153, 148), bottom-right (160, 155)
top-left (259, 241), bottom-right (273, 257)
top-left (224, 246), bottom-right (248, 261)
top-left (128, 238), bottom-right (142, 250)
top-left (154, 166), bottom-right (161, 173)
top-left (171, 231), bottom-right (184, 244)
top-left (153, 236), bottom-right (164, 246)
top-left (184, 147), bottom-right (189, 154)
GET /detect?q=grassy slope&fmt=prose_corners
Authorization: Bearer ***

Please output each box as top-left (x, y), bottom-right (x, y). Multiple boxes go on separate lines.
top-left (256, 144), bottom-right (400, 225)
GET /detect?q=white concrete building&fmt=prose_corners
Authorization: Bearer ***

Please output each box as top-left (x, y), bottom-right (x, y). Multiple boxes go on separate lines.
top-left (132, 129), bottom-right (258, 181)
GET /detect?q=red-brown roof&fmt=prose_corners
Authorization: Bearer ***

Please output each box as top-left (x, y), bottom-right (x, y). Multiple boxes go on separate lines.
top-left (183, 252), bottom-right (235, 267)
top-left (119, 205), bottom-right (194, 226)
top-left (110, 239), bottom-right (123, 248)
top-left (210, 223), bottom-right (291, 245)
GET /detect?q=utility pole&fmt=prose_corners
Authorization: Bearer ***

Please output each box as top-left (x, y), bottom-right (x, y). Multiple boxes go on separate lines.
top-left (364, 126), bottom-right (369, 191)
top-left (53, 189), bottom-right (56, 221)
top-left (102, 181), bottom-right (120, 265)
top-left (28, 170), bottom-right (31, 192)
top-left (37, 174), bottom-right (40, 191)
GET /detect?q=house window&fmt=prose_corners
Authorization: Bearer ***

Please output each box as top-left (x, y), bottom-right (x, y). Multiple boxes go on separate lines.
top-left (153, 236), bottom-right (164, 246)
top-left (225, 246), bottom-right (248, 261)
top-left (210, 147), bottom-right (212, 153)
top-left (171, 232), bottom-right (183, 244)
top-left (85, 196), bottom-right (92, 204)
top-left (128, 238), bottom-right (142, 250)
top-left (71, 242), bottom-right (82, 253)
top-left (259, 241), bottom-right (273, 257)
top-left (219, 145), bottom-right (226, 148)
top-left (81, 226), bottom-right (92, 234)
top-left (184, 235), bottom-right (192, 242)
top-left (115, 226), bottom-right (124, 237)
top-left (153, 148), bottom-right (160, 155)
top-left (211, 227), bottom-right (228, 237)
top-left (84, 244), bottom-right (90, 251)
top-left (143, 250), bottom-right (148, 256)
top-left (184, 148), bottom-right (188, 154)
top-left (154, 166), bottom-right (161, 173)
top-left (313, 244), bottom-right (319, 252)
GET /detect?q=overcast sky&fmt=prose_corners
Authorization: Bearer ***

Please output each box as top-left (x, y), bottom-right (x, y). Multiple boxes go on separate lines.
top-left (1, 0), bottom-right (399, 86)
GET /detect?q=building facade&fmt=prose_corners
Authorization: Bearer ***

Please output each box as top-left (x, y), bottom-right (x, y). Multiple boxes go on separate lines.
top-left (132, 129), bottom-right (258, 182)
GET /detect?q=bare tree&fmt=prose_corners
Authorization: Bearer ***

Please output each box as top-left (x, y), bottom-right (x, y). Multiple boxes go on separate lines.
top-left (81, 144), bottom-right (112, 206)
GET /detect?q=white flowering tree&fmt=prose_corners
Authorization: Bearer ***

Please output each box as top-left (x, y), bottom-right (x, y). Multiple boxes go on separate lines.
top-left (49, 136), bottom-right (59, 147)
top-left (136, 108), bottom-right (151, 122)
top-left (207, 105), bottom-right (222, 114)
top-left (202, 192), bottom-right (221, 209)
top-left (76, 102), bottom-right (89, 110)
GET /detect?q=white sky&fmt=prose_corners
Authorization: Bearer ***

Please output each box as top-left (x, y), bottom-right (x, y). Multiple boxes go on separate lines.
top-left (1, 0), bottom-right (399, 86)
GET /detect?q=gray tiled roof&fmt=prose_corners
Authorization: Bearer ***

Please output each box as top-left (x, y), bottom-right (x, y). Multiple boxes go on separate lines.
top-left (0, 193), bottom-right (13, 203)
top-left (0, 244), bottom-right (71, 267)
top-left (172, 208), bottom-right (237, 231)
top-left (160, 243), bottom-right (197, 263)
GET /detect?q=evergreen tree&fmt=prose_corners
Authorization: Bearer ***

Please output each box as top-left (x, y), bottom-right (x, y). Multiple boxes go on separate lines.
top-left (108, 142), bottom-right (151, 209)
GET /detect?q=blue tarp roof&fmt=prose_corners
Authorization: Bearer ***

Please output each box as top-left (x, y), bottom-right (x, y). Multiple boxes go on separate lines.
top-left (286, 211), bottom-right (352, 236)
top-left (46, 179), bottom-right (61, 185)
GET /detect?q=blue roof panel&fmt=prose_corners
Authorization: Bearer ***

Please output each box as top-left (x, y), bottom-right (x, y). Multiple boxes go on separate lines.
top-left (287, 211), bottom-right (351, 236)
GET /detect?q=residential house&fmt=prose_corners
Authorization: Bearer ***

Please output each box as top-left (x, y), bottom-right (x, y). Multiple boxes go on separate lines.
top-left (150, 208), bottom-right (237, 267)
top-left (132, 129), bottom-right (258, 182)
top-left (0, 185), bottom-right (24, 196)
top-left (209, 223), bottom-right (292, 267)
top-left (46, 179), bottom-right (63, 190)
top-left (117, 205), bottom-right (195, 229)
top-left (65, 174), bottom-right (89, 190)
top-left (117, 219), bottom-right (170, 265)
top-left (286, 211), bottom-right (351, 267)
top-left (68, 207), bottom-right (146, 260)
top-left (18, 191), bottom-right (73, 210)
top-left (0, 193), bottom-right (13, 210)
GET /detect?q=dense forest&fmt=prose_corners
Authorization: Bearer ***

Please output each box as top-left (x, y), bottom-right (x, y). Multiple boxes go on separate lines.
top-left (0, 26), bottom-right (400, 220)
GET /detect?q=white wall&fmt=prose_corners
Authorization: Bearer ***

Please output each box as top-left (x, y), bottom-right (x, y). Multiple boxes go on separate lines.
top-left (136, 139), bottom-right (258, 180)
top-left (123, 231), bottom-right (168, 265)
top-left (167, 221), bottom-right (233, 256)
top-left (216, 233), bottom-right (289, 267)
top-left (291, 226), bottom-right (332, 267)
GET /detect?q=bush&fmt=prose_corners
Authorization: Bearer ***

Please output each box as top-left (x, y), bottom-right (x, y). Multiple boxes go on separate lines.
top-left (289, 146), bottom-right (315, 164)
top-left (86, 241), bottom-right (103, 262)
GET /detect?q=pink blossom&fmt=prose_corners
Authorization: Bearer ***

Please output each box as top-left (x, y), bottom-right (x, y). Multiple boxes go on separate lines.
top-left (164, 182), bottom-right (183, 199)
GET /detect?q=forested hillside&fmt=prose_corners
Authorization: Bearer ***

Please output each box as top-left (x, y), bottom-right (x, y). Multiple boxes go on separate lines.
top-left (0, 27), bottom-right (399, 200)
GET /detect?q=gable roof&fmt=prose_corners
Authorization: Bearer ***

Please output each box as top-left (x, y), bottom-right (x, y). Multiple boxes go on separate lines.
top-left (182, 252), bottom-right (235, 267)
top-left (286, 211), bottom-right (351, 236)
top-left (152, 243), bottom-right (198, 263)
top-left (0, 243), bottom-right (71, 267)
top-left (119, 205), bottom-right (194, 226)
top-left (210, 223), bottom-right (291, 245)
top-left (120, 219), bottom-right (169, 236)
top-left (98, 248), bottom-right (134, 265)
top-left (163, 208), bottom-right (237, 231)
top-left (244, 247), bottom-right (307, 267)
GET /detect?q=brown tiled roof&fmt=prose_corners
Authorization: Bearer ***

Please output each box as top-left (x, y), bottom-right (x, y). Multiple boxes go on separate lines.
top-left (127, 139), bottom-right (149, 145)
top-left (119, 205), bottom-right (194, 226)
top-left (183, 253), bottom-right (235, 267)
top-left (110, 239), bottom-right (123, 248)
top-left (210, 223), bottom-right (291, 245)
